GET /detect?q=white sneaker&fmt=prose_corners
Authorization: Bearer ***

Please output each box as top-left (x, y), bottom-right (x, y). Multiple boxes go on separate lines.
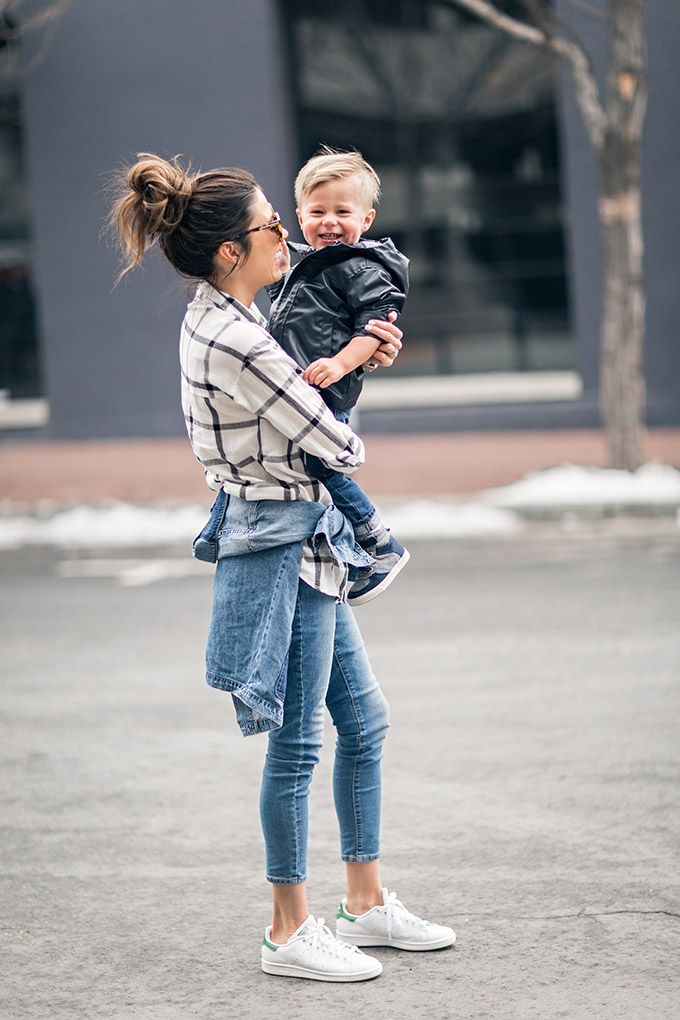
top-left (336, 888), bottom-right (456, 951)
top-left (261, 914), bottom-right (383, 981)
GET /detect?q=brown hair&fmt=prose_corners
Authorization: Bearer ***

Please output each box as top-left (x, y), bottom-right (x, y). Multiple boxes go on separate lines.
top-left (107, 153), bottom-right (260, 283)
top-left (294, 146), bottom-right (381, 209)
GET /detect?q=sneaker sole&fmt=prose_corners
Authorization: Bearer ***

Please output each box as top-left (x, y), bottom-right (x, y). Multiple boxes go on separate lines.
top-left (335, 931), bottom-right (456, 951)
top-left (346, 549), bottom-right (410, 607)
top-left (261, 959), bottom-right (383, 981)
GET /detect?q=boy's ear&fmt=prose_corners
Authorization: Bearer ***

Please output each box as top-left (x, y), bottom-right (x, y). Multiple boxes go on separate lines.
top-left (217, 241), bottom-right (240, 265)
top-left (362, 208), bottom-right (376, 232)
top-left (296, 208), bottom-right (304, 228)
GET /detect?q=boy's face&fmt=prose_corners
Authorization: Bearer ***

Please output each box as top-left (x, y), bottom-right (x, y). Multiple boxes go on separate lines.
top-left (296, 177), bottom-right (376, 250)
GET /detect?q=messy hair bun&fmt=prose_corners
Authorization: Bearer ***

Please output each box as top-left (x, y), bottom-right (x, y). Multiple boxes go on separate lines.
top-left (129, 153), bottom-right (194, 237)
top-left (108, 153), bottom-right (260, 283)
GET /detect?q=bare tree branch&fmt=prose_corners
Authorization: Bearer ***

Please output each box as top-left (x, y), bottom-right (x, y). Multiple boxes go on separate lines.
top-left (1, 0), bottom-right (72, 72)
top-left (439, 0), bottom-right (607, 148)
top-left (441, 0), bottom-right (547, 44)
top-left (549, 33), bottom-right (607, 148)
top-left (1, 0), bottom-right (72, 41)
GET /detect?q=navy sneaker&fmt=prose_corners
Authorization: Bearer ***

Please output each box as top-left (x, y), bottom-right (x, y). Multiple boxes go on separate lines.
top-left (346, 534), bottom-right (409, 607)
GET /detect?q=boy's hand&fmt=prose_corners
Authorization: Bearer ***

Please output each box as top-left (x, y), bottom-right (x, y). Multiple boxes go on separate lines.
top-left (278, 239), bottom-right (291, 275)
top-left (303, 357), bottom-right (345, 389)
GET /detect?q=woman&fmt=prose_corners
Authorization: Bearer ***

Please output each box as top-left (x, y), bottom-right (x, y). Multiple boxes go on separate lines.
top-left (109, 154), bottom-right (455, 982)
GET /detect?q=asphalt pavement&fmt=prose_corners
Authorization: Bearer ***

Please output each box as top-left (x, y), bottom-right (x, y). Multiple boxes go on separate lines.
top-left (2, 527), bottom-right (679, 1020)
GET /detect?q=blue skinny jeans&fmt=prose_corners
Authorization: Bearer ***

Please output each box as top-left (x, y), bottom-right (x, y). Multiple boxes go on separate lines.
top-left (259, 579), bottom-right (390, 884)
top-left (305, 408), bottom-right (376, 529)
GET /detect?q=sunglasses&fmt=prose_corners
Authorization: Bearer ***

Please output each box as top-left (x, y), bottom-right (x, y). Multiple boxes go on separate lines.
top-left (239, 211), bottom-right (284, 241)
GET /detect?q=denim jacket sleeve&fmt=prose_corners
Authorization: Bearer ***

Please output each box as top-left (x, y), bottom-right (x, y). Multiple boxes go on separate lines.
top-left (193, 489), bottom-right (372, 569)
top-left (195, 491), bottom-right (372, 737)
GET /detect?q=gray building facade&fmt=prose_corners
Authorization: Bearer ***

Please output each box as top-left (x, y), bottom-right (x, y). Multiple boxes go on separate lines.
top-left (6, 0), bottom-right (679, 439)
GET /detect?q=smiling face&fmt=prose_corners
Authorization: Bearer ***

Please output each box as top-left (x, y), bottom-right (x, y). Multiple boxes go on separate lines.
top-left (296, 176), bottom-right (376, 250)
top-left (242, 189), bottom-right (288, 287)
top-left (216, 189), bottom-right (289, 302)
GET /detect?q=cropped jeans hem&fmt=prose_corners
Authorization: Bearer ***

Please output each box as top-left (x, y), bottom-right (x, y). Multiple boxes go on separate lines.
top-left (341, 852), bottom-right (381, 864)
top-left (266, 874), bottom-right (306, 886)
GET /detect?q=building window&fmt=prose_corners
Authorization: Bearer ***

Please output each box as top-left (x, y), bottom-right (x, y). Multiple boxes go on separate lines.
top-left (281, 0), bottom-right (575, 382)
top-left (0, 15), bottom-right (45, 410)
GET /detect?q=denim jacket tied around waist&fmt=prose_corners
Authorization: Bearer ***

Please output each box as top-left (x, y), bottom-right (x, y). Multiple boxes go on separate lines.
top-left (194, 490), bottom-right (372, 736)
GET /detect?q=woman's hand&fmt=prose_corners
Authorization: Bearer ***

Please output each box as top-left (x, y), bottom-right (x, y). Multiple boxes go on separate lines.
top-left (362, 311), bottom-right (403, 371)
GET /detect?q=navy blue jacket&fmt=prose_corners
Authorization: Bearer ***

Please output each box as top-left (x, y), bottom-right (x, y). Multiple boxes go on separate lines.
top-left (267, 238), bottom-right (409, 411)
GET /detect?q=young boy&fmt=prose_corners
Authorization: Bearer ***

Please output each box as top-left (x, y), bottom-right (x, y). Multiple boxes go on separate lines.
top-left (267, 147), bottom-right (410, 606)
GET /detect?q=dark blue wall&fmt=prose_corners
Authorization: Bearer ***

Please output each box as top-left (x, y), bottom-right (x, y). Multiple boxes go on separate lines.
top-left (21, 0), bottom-right (297, 438)
top-left (641, 2), bottom-right (680, 424)
top-left (18, 0), bottom-right (679, 438)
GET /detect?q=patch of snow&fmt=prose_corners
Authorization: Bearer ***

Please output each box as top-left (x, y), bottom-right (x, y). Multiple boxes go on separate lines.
top-left (483, 462), bottom-right (680, 508)
top-left (377, 500), bottom-right (521, 538)
top-left (0, 463), bottom-right (678, 552)
top-left (0, 502), bottom-right (210, 551)
top-left (0, 497), bottom-right (521, 551)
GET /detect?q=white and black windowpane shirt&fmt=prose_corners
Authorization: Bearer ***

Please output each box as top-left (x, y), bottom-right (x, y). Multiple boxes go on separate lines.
top-left (179, 281), bottom-right (365, 597)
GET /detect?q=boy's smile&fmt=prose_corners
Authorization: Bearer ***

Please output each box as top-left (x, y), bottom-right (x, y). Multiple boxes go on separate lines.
top-left (297, 177), bottom-right (376, 250)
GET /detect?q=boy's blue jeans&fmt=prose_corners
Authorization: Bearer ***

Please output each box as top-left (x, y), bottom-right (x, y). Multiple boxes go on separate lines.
top-left (260, 578), bottom-right (390, 884)
top-left (306, 408), bottom-right (376, 529)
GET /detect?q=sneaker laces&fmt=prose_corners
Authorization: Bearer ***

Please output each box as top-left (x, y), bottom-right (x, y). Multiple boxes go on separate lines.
top-left (306, 917), bottom-right (361, 959)
top-left (383, 890), bottom-right (430, 940)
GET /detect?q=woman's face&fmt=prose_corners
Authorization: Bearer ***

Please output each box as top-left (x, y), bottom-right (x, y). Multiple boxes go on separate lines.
top-left (238, 190), bottom-right (289, 291)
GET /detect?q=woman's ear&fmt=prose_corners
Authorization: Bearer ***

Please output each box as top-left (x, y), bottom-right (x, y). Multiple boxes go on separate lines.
top-left (217, 241), bottom-right (241, 265)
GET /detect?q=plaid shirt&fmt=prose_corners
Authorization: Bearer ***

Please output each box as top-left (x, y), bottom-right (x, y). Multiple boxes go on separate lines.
top-left (179, 281), bottom-right (366, 597)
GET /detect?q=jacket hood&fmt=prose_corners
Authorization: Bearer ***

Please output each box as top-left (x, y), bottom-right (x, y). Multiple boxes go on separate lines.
top-left (287, 237), bottom-right (409, 294)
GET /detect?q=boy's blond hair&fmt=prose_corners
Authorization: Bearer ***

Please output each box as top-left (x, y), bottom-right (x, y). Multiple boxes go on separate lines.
top-left (295, 146), bottom-right (381, 210)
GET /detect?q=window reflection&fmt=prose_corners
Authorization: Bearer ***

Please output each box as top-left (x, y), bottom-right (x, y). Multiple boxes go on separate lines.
top-left (0, 15), bottom-right (44, 403)
top-left (282, 0), bottom-right (575, 377)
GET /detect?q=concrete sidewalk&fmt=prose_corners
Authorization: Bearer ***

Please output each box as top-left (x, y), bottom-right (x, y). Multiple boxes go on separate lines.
top-left (1, 428), bottom-right (679, 507)
top-left (2, 534), bottom-right (678, 1019)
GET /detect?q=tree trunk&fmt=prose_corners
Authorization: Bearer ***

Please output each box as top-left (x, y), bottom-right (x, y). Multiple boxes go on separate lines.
top-left (597, 0), bottom-right (647, 470)
top-left (443, 0), bottom-right (649, 469)
top-left (597, 152), bottom-right (645, 470)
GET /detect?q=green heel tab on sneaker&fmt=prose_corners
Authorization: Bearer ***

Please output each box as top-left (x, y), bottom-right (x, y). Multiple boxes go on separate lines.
top-left (262, 934), bottom-right (279, 951)
top-left (337, 902), bottom-right (357, 922)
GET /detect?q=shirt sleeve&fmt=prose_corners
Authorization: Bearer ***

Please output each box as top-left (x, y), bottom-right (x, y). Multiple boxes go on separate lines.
top-left (212, 322), bottom-right (365, 473)
top-left (345, 264), bottom-right (407, 337)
